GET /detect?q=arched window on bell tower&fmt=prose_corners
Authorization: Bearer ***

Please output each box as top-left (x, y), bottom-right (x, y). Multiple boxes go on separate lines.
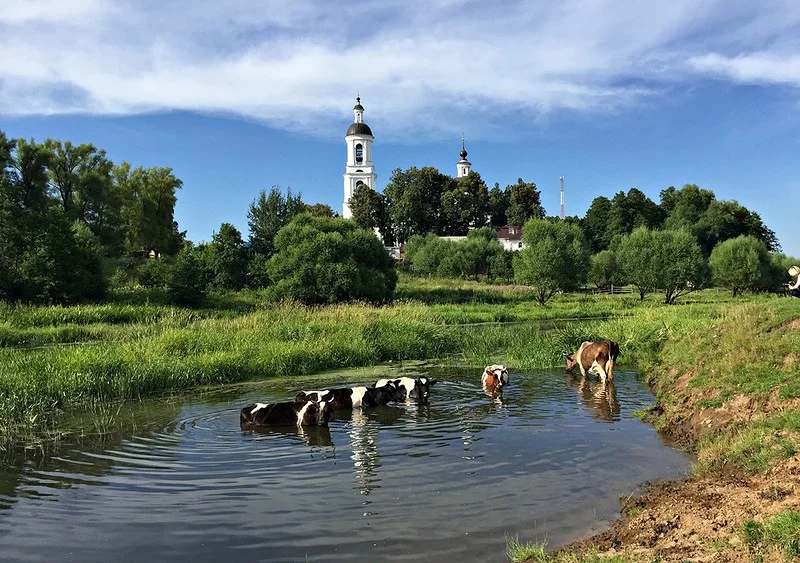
top-left (355, 143), bottom-right (363, 164)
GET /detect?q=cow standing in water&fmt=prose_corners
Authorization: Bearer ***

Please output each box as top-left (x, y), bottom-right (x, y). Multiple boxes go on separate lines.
top-left (565, 340), bottom-right (620, 384)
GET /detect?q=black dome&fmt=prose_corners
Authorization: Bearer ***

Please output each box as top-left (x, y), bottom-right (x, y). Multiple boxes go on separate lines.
top-left (353, 103), bottom-right (364, 111)
top-left (460, 148), bottom-right (468, 159)
top-left (346, 122), bottom-right (373, 136)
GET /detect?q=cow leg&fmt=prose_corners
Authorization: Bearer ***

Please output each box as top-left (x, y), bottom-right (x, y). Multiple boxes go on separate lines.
top-left (605, 358), bottom-right (615, 382)
top-left (590, 360), bottom-right (608, 384)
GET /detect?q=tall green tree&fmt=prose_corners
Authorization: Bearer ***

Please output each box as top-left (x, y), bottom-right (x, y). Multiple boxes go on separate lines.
top-left (506, 178), bottom-right (545, 227)
top-left (488, 182), bottom-right (509, 227)
top-left (115, 162), bottom-right (184, 256)
top-left (268, 213), bottom-right (397, 305)
top-left (513, 218), bottom-right (590, 305)
top-left (208, 223), bottom-right (249, 291)
top-left (440, 171), bottom-right (489, 235)
top-left (589, 250), bottom-right (620, 289)
top-left (247, 185), bottom-right (305, 257)
top-left (607, 188), bottom-right (665, 241)
top-left (709, 235), bottom-right (771, 297)
top-left (697, 199), bottom-right (778, 254)
top-left (383, 166), bottom-right (453, 242)
top-left (45, 140), bottom-right (123, 253)
top-left (349, 183), bottom-right (393, 244)
top-left (617, 228), bottom-right (707, 303)
top-left (581, 196), bottom-right (613, 252)
top-left (661, 184), bottom-right (715, 230)
top-left (0, 135), bottom-right (106, 302)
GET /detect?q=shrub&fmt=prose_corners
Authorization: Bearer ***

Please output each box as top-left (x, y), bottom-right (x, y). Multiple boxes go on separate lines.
top-left (267, 213), bottom-right (397, 305)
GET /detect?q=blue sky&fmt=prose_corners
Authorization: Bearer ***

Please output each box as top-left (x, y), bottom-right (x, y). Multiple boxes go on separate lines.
top-left (2, 0), bottom-right (799, 256)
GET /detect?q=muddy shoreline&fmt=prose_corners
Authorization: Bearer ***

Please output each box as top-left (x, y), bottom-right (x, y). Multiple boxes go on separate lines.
top-left (552, 356), bottom-right (800, 561)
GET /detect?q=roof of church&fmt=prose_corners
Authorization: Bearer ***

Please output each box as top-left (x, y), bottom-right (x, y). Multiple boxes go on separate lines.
top-left (346, 122), bottom-right (374, 136)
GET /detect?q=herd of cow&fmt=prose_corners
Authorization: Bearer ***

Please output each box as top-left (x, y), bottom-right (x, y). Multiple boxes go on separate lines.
top-left (239, 339), bottom-right (620, 429)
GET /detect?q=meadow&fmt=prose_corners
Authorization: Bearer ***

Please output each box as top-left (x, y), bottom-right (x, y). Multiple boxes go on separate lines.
top-left (1, 275), bottom-right (796, 466)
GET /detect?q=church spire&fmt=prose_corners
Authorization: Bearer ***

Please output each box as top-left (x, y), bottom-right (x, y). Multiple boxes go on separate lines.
top-left (457, 134), bottom-right (471, 178)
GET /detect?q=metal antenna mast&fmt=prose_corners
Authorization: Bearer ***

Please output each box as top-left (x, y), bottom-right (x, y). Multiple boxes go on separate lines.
top-left (559, 176), bottom-right (565, 220)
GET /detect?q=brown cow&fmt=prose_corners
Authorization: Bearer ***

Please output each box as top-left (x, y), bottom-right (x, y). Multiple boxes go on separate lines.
top-left (565, 340), bottom-right (620, 384)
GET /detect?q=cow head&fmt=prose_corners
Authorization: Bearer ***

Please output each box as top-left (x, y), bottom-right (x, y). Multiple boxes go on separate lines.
top-left (299, 400), bottom-right (331, 426)
top-left (415, 376), bottom-right (437, 401)
top-left (565, 353), bottom-right (577, 372)
top-left (375, 382), bottom-right (406, 404)
top-left (295, 390), bottom-right (333, 403)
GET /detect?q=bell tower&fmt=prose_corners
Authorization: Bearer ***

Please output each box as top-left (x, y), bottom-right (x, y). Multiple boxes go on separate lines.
top-left (343, 96), bottom-right (377, 219)
top-left (456, 135), bottom-right (471, 178)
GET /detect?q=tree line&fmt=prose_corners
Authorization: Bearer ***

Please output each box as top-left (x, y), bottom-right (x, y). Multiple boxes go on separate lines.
top-left (0, 132), bottom-right (184, 303)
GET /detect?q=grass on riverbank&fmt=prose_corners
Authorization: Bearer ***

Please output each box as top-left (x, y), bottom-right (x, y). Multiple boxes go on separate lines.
top-left (741, 510), bottom-right (800, 561)
top-left (505, 537), bottom-right (635, 563)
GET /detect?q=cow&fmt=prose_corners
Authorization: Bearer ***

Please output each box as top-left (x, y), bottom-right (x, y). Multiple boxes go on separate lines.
top-left (481, 364), bottom-right (509, 391)
top-left (565, 339), bottom-right (620, 384)
top-left (295, 385), bottom-right (403, 411)
top-left (373, 376), bottom-right (437, 402)
top-left (240, 399), bottom-right (331, 427)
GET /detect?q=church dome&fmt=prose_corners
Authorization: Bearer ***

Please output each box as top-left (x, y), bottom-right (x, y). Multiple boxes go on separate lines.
top-left (460, 147), bottom-right (468, 159)
top-left (346, 122), bottom-right (373, 136)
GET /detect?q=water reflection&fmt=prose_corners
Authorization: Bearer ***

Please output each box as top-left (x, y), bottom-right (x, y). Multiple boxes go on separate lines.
top-left (566, 374), bottom-right (621, 422)
top-left (0, 368), bottom-right (692, 563)
top-left (242, 424), bottom-right (334, 447)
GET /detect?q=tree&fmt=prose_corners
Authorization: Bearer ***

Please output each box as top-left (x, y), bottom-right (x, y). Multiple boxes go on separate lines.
top-left (440, 171), bottom-right (489, 235)
top-left (589, 250), bottom-right (620, 289)
top-left (403, 233), bottom-right (452, 276)
top-left (383, 167), bottom-right (453, 242)
top-left (247, 186), bottom-right (305, 258)
top-left (661, 184), bottom-right (715, 230)
top-left (45, 139), bottom-right (123, 254)
top-left (709, 236), bottom-right (771, 296)
top-left (349, 183), bottom-right (393, 244)
top-left (167, 247), bottom-right (207, 307)
top-left (697, 199), bottom-right (779, 254)
top-left (208, 223), bottom-right (248, 291)
top-left (268, 213), bottom-right (397, 304)
top-left (0, 135), bottom-right (107, 303)
top-left (581, 196), bottom-right (613, 253)
top-left (617, 228), bottom-right (707, 303)
top-left (607, 188), bottom-right (665, 241)
top-left (488, 182), bottom-right (509, 227)
top-left (115, 163), bottom-right (183, 256)
top-left (506, 178), bottom-right (545, 227)
top-left (300, 202), bottom-right (337, 218)
top-left (513, 218), bottom-right (590, 305)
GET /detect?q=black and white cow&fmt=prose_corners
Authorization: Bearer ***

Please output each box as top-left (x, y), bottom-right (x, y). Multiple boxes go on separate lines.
top-left (295, 385), bottom-right (404, 410)
top-left (373, 376), bottom-right (437, 402)
top-left (240, 399), bottom-right (331, 427)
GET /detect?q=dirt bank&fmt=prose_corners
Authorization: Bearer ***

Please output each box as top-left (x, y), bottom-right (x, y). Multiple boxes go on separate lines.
top-left (550, 312), bottom-right (800, 562)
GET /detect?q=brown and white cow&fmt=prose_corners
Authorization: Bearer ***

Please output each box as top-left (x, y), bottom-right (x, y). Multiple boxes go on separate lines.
top-left (481, 364), bottom-right (510, 391)
top-left (565, 340), bottom-right (620, 384)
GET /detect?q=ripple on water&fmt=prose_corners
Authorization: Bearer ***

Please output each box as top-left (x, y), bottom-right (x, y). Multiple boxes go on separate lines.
top-left (0, 369), bottom-right (692, 563)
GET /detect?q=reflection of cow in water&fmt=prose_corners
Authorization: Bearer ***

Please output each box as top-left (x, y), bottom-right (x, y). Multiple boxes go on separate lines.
top-left (566, 373), bottom-right (620, 422)
top-left (242, 424), bottom-right (334, 447)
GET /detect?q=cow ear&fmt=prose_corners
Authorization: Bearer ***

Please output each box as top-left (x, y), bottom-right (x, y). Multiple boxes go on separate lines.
top-left (429, 378), bottom-right (437, 386)
top-left (295, 392), bottom-right (307, 402)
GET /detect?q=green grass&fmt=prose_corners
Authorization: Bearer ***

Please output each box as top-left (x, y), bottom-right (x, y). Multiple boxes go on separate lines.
top-left (505, 536), bottom-right (636, 563)
top-left (741, 510), bottom-right (800, 561)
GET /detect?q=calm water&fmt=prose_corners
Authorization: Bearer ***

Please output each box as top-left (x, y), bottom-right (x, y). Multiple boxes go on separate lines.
top-left (0, 365), bottom-right (692, 562)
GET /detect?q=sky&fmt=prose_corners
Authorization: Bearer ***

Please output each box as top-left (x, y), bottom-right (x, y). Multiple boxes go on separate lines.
top-left (1, 0), bottom-right (799, 256)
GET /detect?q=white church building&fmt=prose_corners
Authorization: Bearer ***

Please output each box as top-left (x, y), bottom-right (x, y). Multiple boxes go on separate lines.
top-left (341, 97), bottom-right (524, 251)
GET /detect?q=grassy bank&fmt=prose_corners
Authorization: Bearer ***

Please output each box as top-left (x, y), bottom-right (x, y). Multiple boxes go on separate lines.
top-left (0, 278), bottom-right (791, 450)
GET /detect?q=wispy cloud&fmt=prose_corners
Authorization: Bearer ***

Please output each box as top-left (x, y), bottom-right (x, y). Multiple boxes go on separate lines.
top-left (1, 0), bottom-right (799, 139)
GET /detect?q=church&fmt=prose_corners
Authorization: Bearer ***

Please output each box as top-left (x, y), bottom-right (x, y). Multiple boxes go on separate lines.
top-left (340, 97), bottom-right (524, 252)
top-left (341, 97), bottom-right (472, 219)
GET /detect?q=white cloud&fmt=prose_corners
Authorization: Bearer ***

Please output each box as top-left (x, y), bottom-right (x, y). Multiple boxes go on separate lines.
top-left (1, 0), bottom-right (800, 139)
